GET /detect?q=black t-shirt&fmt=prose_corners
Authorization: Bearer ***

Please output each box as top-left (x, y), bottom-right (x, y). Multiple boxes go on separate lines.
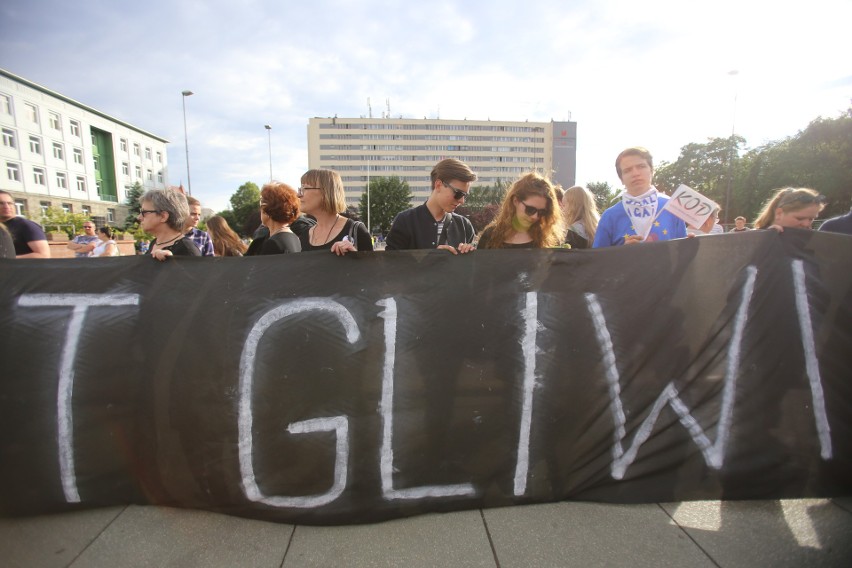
top-left (259, 231), bottom-right (301, 255)
top-left (299, 218), bottom-right (373, 252)
top-left (477, 226), bottom-right (537, 249)
top-left (146, 237), bottom-right (202, 256)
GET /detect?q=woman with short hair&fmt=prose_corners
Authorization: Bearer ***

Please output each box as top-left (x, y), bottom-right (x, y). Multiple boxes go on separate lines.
top-left (138, 188), bottom-right (201, 261)
top-left (754, 187), bottom-right (826, 232)
top-left (297, 169), bottom-right (372, 255)
top-left (253, 182), bottom-right (302, 255)
top-left (91, 226), bottom-right (119, 257)
top-left (476, 172), bottom-right (564, 249)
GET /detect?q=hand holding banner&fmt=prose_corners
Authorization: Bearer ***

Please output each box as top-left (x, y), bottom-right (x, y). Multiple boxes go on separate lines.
top-left (661, 185), bottom-right (720, 229)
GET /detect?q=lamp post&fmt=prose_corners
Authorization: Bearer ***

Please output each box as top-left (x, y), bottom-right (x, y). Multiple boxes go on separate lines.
top-left (264, 125), bottom-right (272, 181)
top-left (724, 70), bottom-right (739, 226)
top-left (181, 90), bottom-right (194, 195)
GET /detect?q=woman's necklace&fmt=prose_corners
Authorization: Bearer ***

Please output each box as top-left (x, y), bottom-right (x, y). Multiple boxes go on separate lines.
top-left (312, 215), bottom-right (340, 246)
top-left (155, 233), bottom-right (182, 248)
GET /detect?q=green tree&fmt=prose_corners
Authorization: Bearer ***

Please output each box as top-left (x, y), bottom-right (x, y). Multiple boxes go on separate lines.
top-left (464, 181), bottom-right (509, 210)
top-left (358, 176), bottom-right (413, 234)
top-left (229, 181), bottom-right (262, 235)
top-left (39, 207), bottom-right (91, 239)
top-left (123, 181), bottom-right (145, 229)
top-left (586, 181), bottom-right (619, 212)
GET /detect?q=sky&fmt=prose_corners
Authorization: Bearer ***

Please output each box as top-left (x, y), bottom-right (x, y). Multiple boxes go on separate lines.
top-left (1, 0), bottom-right (850, 213)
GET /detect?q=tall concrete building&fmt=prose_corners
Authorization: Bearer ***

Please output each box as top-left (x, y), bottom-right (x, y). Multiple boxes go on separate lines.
top-left (307, 117), bottom-right (576, 208)
top-left (0, 68), bottom-right (169, 227)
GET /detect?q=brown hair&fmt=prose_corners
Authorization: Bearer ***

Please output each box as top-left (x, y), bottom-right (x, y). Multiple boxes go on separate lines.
top-left (260, 182), bottom-right (300, 225)
top-left (300, 169), bottom-right (346, 214)
top-left (430, 159), bottom-right (477, 189)
top-left (206, 215), bottom-right (248, 256)
top-left (615, 147), bottom-right (653, 180)
top-left (479, 171), bottom-right (564, 249)
top-left (186, 195), bottom-right (201, 208)
top-left (754, 187), bottom-right (825, 229)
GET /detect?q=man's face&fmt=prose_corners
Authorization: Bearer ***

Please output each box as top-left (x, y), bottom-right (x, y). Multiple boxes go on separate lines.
top-left (82, 223), bottom-right (95, 235)
top-left (0, 195), bottom-right (15, 222)
top-left (435, 179), bottom-right (472, 213)
top-left (618, 155), bottom-right (653, 196)
top-left (187, 204), bottom-right (201, 228)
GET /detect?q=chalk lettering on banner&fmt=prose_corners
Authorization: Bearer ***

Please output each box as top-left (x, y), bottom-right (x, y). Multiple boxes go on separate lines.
top-left (16, 293), bottom-right (141, 503)
top-left (586, 265), bottom-right (757, 479)
top-left (513, 291), bottom-right (540, 496)
top-left (238, 298), bottom-right (359, 508)
top-left (378, 297), bottom-right (477, 500)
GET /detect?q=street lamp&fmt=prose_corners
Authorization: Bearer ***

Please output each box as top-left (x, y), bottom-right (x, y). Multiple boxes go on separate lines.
top-left (181, 90), bottom-right (194, 195)
top-left (264, 125), bottom-right (272, 181)
top-left (723, 70), bottom-right (739, 225)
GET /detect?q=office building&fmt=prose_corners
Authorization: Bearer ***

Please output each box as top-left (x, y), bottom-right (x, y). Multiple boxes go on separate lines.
top-left (307, 116), bottom-right (576, 208)
top-left (1, 68), bottom-right (169, 227)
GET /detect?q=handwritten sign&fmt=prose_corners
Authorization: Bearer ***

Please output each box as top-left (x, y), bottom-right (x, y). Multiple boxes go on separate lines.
top-left (661, 184), bottom-right (720, 229)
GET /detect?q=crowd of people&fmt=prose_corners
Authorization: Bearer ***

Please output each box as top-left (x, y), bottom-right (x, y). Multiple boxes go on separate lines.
top-left (1, 146), bottom-right (850, 261)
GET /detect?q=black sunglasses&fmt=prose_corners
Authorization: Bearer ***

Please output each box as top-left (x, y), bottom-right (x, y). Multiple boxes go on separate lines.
top-left (139, 209), bottom-right (162, 216)
top-left (521, 202), bottom-right (548, 218)
top-left (442, 181), bottom-right (469, 201)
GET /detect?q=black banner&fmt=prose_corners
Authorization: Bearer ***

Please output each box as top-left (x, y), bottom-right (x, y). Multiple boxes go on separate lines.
top-left (1, 230), bottom-right (851, 525)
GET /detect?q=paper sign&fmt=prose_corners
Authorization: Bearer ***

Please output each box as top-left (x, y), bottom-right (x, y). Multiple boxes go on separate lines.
top-left (661, 185), bottom-right (720, 229)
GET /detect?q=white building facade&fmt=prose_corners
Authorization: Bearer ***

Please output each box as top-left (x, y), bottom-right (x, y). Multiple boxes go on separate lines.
top-left (0, 68), bottom-right (169, 227)
top-left (307, 117), bottom-right (577, 207)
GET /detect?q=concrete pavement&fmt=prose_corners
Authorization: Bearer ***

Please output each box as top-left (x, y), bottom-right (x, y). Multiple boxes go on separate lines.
top-left (2, 498), bottom-right (851, 567)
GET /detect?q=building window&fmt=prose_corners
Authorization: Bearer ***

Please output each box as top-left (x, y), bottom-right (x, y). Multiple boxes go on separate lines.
top-left (53, 142), bottom-right (64, 160)
top-left (25, 103), bottom-right (38, 123)
top-left (135, 165), bottom-right (142, 178)
top-left (93, 155), bottom-right (100, 171)
top-left (120, 138), bottom-right (127, 152)
top-left (76, 176), bottom-right (86, 192)
top-left (6, 162), bottom-right (21, 182)
top-left (73, 147), bottom-right (83, 164)
top-left (156, 151), bottom-right (162, 163)
top-left (29, 136), bottom-right (42, 155)
top-left (157, 171), bottom-right (163, 183)
top-left (133, 143), bottom-right (140, 157)
top-left (40, 201), bottom-right (50, 216)
top-left (147, 169), bottom-right (153, 181)
top-left (82, 205), bottom-right (91, 216)
top-left (33, 168), bottom-right (46, 185)
top-left (49, 112), bottom-right (61, 130)
top-left (122, 162), bottom-right (129, 176)
top-left (1, 94), bottom-right (11, 115)
top-left (2, 128), bottom-right (15, 148)
top-left (62, 203), bottom-right (72, 214)
top-left (56, 172), bottom-right (67, 189)
top-left (69, 120), bottom-right (80, 137)
top-left (145, 147), bottom-right (152, 160)
top-left (14, 199), bottom-right (25, 216)
top-left (107, 208), bottom-right (115, 223)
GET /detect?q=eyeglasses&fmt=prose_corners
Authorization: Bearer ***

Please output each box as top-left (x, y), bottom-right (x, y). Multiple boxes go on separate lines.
top-left (521, 202), bottom-right (549, 218)
top-left (297, 186), bottom-right (321, 197)
top-left (778, 190), bottom-right (827, 208)
top-left (442, 181), bottom-right (469, 201)
top-left (139, 209), bottom-right (161, 216)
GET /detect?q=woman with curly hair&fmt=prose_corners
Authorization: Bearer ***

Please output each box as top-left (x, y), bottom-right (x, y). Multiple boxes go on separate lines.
top-left (206, 215), bottom-right (247, 257)
top-left (476, 172), bottom-right (564, 249)
top-left (754, 187), bottom-right (826, 232)
top-left (562, 185), bottom-right (600, 249)
top-left (249, 182), bottom-right (302, 255)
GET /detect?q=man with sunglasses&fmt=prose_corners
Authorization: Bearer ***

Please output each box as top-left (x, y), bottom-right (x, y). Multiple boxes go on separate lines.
top-left (593, 147), bottom-right (687, 248)
top-left (386, 159), bottom-right (477, 254)
top-left (67, 221), bottom-right (100, 257)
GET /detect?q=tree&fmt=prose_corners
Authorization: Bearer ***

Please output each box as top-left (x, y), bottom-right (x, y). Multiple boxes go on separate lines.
top-left (464, 181), bottom-right (509, 210)
top-left (229, 182), bottom-right (261, 236)
top-left (358, 176), bottom-right (413, 235)
top-left (586, 181), bottom-right (619, 212)
top-left (40, 207), bottom-right (95, 239)
top-left (123, 181), bottom-right (145, 229)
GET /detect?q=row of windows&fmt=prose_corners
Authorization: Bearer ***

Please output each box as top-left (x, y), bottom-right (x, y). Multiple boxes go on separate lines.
top-left (11, 198), bottom-right (115, 223)
top-left (319, 134), bottom-right (544, 143)
top-left (119, 161), bottom-right (163, 183)
top-left (2, 93), bottom-right (163, 164)
top-left (339, 167), bottom-right (537, 186)
top-left (321, 154), bottom-right (544, 163)
top-left (320, 144), bottom-right (543, 153)
top-left (6, 161), bottom-right (89, 192)
top-left (2, 128), bottom-right (86, 164)
top-left (319, 122), bottom-right (545, 133)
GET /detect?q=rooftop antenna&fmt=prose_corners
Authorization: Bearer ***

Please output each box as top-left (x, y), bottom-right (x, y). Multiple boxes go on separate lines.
top-left (386, 98), bottom-right (391, 118)
top-left (368, 97), bottom-right (372, 119)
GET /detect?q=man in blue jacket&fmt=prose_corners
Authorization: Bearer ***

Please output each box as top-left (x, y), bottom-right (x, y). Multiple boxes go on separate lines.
top-left (593, 147), bottom-right (686, 248)
top-left (386, 159), bottom-right (477, 254)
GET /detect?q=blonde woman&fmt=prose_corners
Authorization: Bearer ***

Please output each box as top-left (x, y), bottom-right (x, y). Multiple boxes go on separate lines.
top-left (562, 185), bottom-right (600, 249)
top-left (297, 169), bottom-right (372, 255)
top-left (206, 215), bottom-right (247, 257)
top-left (476, 172), bottom-right (564, 249)
top-left (754, 187), bottom-right (826, 232)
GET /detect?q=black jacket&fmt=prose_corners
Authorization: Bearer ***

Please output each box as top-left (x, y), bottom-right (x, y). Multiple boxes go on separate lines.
top-left (386, 204), bottom-right (475, 250)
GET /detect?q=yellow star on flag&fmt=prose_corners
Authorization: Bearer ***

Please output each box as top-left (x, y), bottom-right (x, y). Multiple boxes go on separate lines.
top-left (654, 221), bottom-right (661, 227)
top-left (663, 229), bottom-right (668, 235)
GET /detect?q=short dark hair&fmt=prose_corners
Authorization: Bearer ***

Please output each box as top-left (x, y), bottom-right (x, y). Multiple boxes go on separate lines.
top-left (261, 182), bottom-right (300, 225)
top-left (615, 147), bottom-right (653, 180)
top-left (430, 159), bottom-right (477, 189)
